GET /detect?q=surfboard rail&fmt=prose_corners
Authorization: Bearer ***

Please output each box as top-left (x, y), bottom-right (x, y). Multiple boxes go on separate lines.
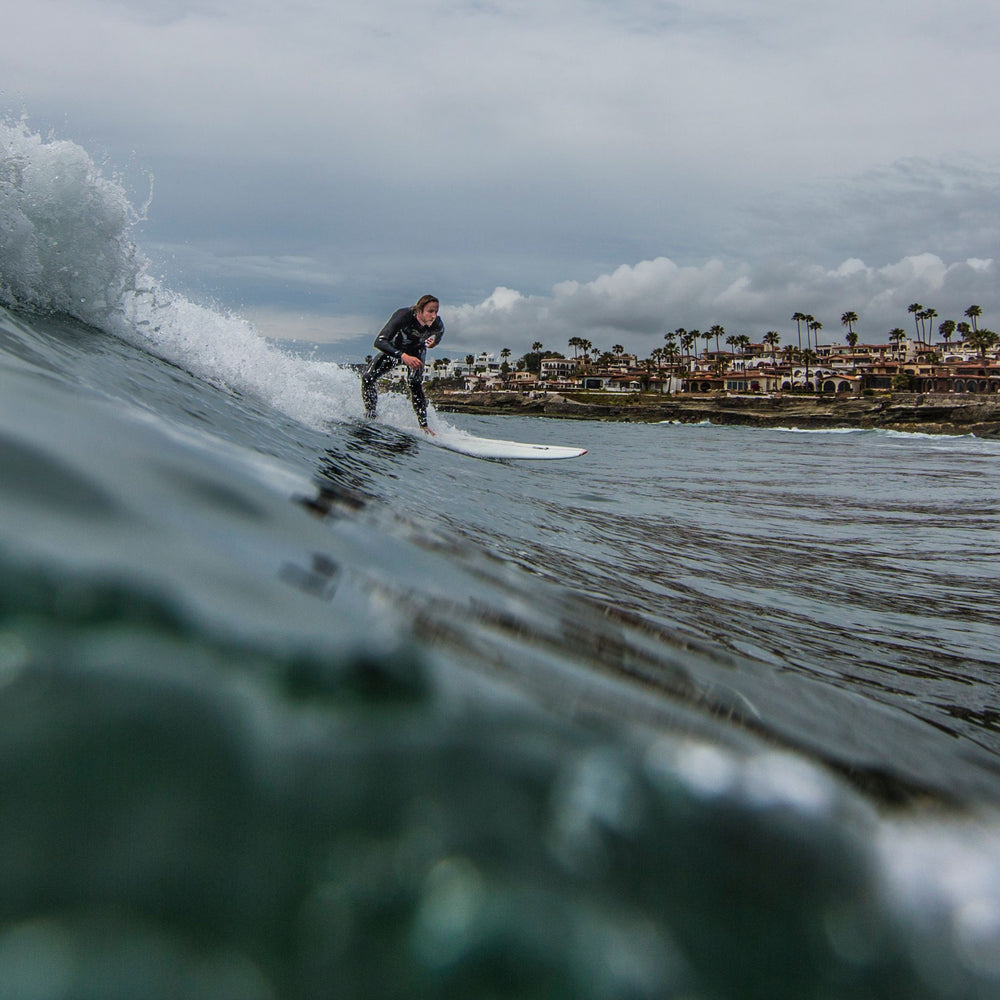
top-left (428, 429), bottom-right (587, 460)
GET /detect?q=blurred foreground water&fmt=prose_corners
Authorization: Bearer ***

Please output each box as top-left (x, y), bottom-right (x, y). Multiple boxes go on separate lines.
top-left (3, 120), bottom-right (1000, 998)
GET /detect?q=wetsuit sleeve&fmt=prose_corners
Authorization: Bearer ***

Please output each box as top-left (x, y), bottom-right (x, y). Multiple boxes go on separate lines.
top-left (373, 308), bottom-right (410, 359)
top-left (431, 319), bottom-right (444, 346)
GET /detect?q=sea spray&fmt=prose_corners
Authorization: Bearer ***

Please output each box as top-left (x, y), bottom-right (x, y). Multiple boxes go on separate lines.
top-left (0, 119), bottom-right (148, 318)
top-left (0, 119), bottom-right (364, 429)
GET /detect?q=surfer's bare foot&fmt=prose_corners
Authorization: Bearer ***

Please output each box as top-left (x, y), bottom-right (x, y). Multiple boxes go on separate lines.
top-left (421, 426), bottom-right (436, 436)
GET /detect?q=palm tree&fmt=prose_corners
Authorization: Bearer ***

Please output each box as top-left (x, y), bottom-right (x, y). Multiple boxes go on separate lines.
top-left (663, 333), bottom-right (677, 366)
top-left (792, 312), bottom-right (807, 353)
top-left (681, 330), bottom-right (697, 368)
top-left (924, 308), bottom-right (939, 347)
top-left (763, 331), bottom-right (781, 365)
top-left (805, 313), bottom-right (816, 351)
top-left (664, 338), bottom-right (678, 389)
top-left (939, 319), bottom-right (956, 352)
top-left (965, 305), bottom-right (982, 332)
top-left (889, 328), bottom-right (907, 356)
top-left (965, 327), bottom-right (998, 360)
top-left (846, 330), bottom-right (859, 349)
top-left (801, 348), bottom-right (817, 389)
top-left (531, 341), bottom-right (543, 353)
top-left (981, 328), bottom-right (998, 358)
top-left (808, 319), bottom-right (823, 350)
top-left (841, 311), bottom-right (858, 338)
top-left (568, 336), bottom-right (582, 361)
top-left (669, 328), bottom-right (686, 361)
top-left (710, 325), bottom-right (725, 355)
top-left (907, 303), bottom-right (924, 345)
top-left (701, 329), bottom-right (713, 359)
top-left (956, 322), bottom-right (972, 352)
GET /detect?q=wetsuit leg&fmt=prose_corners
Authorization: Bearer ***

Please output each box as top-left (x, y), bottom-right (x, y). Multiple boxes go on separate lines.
top-left (407, 351), bottom-right (429, 427)
top-left (361, 353), bottom-right (395, 420)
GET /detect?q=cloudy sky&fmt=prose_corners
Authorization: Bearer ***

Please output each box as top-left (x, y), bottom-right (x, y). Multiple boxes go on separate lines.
top-left (5, 0), bottom-right (999, 360)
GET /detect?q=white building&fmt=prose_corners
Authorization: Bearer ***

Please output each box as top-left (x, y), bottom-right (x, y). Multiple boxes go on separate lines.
top-left (539, 357), bottom-right (579, 379)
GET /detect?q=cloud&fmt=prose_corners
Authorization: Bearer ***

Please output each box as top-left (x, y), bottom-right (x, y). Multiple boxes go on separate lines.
top-left (4, 0), bottom-right (1000, 360)
top-left (750, 160), bottom-right (1000, 265)
top-left (444, 253), bottom-right (998, 357)
top-left (13, 0), bottom-right (1000, 185)
top-left (243, 306), bottom-right (371, 346)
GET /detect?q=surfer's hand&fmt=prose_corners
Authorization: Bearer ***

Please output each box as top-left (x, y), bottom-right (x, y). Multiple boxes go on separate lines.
top-left (425, 335), bottom-right (437, 349)
top-left (401, 353), bottom-right (423, 370)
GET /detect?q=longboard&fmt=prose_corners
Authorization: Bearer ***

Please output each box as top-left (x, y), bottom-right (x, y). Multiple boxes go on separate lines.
top-left (427, 428), bottom-right (587, 460)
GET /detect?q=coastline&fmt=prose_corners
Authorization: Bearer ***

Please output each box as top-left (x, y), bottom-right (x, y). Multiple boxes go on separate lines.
top-left (429, 390), bottom-right (1000, 438)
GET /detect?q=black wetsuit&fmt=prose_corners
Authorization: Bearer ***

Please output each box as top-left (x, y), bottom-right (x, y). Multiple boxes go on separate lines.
top-left (361, 307), bottom-right (445, 427)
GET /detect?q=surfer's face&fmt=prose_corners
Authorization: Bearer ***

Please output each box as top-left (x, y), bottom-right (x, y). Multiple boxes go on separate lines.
top-left (416, 302), bottom-right (439, 327)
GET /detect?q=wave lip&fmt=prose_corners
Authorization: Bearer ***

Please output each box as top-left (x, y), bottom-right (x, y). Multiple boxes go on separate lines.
top-left (0, 120), bottom-right (149, 321)
top-left (0, 120), bottom-right (367, 430)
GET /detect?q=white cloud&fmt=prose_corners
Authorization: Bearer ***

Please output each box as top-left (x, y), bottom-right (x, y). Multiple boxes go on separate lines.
top-left (445, 254), bottom-right (998, 357)
top-left (876, 254), bottom-right (948, 292)
top-left (479, 286), bottom-right (525, 311)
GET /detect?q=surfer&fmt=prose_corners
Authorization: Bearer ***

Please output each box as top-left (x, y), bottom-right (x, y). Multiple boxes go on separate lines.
top-left (361, 294), bottom-right (444, 433)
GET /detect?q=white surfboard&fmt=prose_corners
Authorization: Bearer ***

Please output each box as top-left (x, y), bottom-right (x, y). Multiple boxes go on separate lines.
top-left (428, 428), bottom-right (587, 460)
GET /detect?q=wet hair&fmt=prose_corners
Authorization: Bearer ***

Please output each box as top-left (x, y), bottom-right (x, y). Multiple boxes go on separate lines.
top-left (414, 294), bottom-right (439, 313)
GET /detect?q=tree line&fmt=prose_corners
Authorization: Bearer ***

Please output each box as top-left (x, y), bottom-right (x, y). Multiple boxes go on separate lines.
top-left (430, 305), bottom-right (995, 377)
top-left (548, 304), bottom-right (995, 372)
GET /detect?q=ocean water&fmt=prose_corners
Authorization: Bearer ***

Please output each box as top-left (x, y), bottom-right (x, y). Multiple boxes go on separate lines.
top-left (3, 120), bottom-right (1000, 999)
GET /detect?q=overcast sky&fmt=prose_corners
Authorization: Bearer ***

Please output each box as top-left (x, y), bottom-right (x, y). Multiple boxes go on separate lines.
top-left (5, 0), bottom-right (999, 360)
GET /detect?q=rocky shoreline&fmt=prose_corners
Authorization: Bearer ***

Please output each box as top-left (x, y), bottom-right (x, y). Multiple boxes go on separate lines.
top-left (429, 390), bottom-right (1000, 438)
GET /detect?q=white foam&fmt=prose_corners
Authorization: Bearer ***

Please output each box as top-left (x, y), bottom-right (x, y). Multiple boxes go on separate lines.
top-left (0, 120), bottom-right (423, 435)
top-left (772, 426), bottom-right (871, 435)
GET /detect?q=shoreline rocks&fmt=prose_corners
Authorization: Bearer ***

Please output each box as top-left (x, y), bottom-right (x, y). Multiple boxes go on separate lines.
top-left (428, 390), bottom-right (1000, 438)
